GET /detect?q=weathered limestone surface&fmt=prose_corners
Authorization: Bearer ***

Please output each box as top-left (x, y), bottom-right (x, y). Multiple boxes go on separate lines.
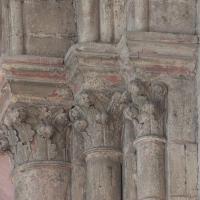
top-left (0, 104), bottom-right (72, 200)
top-left (10, 0), bottom-right (23, 55)
top-left (0, 1), bottom-right (200, 200)
top-left (85, 150), bottom-right (122, 200)
top-left (1, 0), bottom-right (10, 56)
top-left (77, 0), bottom-right (99, 42)
top-left (69, 89), bottom-right (128, 200)
top-left (13, 162), bottom-right (71, 200)
top-left (149, 0), bottom-right (196, 34)
top-left (23, 0), bottom-right (77, 57)
top-left (134, 0), bottom-right (149, 31)
top-left (0, 154), bottom-right (14, 200)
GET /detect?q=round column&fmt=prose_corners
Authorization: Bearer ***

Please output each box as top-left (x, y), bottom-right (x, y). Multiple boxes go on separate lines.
top-left (85, 148), bottom-right (122, 200)
top-left (13, 161), bottom-right (71, 200)
top-left (10, 0), bottom-right (24, 55)
top-left (100, 0), bottom-right (113, 42)
top-left (0, 106), bottom-right (71, 200)
top-left (78, 0), bottom-right (99, 42)
top-left (135, 0), bottom-right (149, 31)
top-left (134, 136), bottom-right (166, 200)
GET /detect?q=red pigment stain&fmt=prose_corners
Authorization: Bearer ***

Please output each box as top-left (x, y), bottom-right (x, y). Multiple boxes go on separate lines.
top-left (143, 65), bottom-right (193, 76)
top-left (104, 75), bottom-right (122, 84)
top-left (11, 70), bottom-right (66, 80)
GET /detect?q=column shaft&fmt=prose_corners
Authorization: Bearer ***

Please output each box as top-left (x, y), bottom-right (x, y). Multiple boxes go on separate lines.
top-left (13, 162), bottom-right (71, 200)
top-left (85, 149), bottom-right (122, 200)
top-left (100, 0), bottom-right (113, 42)
top-left (113, 0), bottom-right (126, 42)
top-left (78, 0), bottom-right (99, 42)
top-left (134, 137), bottom-right (166, 200)
top-left (10, 0), bottom-right (24, 55)
top-left (134, 0), bottom-right (149, 31)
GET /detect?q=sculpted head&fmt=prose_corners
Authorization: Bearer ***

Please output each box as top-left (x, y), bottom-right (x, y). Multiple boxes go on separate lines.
top-left (151, 83), bottom-right (167, 99)
top-left (69, 106), bottom-right (82, 121)
top-left (37, 124), bottom-right (53, 139)
top-left (120, 91), bottom-right (131, 104)
top-left (0, 137), bottom-right (9, 152)
top-left (4, 107), bottom-right (27, 126)
top-left (130, 79), bottom-right (141, 97)
top-left (74, 120), bottom-right (88, 133)
top-left (142, 102), bottom-right (156, 115)
top-left (54, 109), bottom-right (69, 127)
top-left (76, 91), bottom-right (94, 108)
top-left (0, 129), bottom-right (9, 152)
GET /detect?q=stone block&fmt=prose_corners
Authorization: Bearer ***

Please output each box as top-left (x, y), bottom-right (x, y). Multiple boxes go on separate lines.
top-left (25, 35), bottom-right (74, 57)
top-left (168, 143), bottom-right (198, 198)
top-left (149, 0), bottom-right (196, 34)
top-left (168, 143), bottom-right (186, 196)
top-left (23, 0), bottom-right (76, 35)
top-left (167, 79), bottom-right (197, 143)
top-left (23, 0), bottom-right (77, 57)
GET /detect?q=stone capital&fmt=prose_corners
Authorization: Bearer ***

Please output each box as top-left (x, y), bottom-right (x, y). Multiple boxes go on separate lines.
top-left (69, 89), bottom-right (131, 151)
top-left (0, 104), bottom-right (71, 167)
top-left (124, 79), bottom-right (168, 139)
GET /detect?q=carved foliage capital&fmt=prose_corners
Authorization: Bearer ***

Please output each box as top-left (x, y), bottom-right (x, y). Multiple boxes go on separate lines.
top-left (0, 105), bottom-right (70, 166)
top-left (125, 79), bottom-right (168, 139)
top-left (69, 90), bottom-right (131, 150)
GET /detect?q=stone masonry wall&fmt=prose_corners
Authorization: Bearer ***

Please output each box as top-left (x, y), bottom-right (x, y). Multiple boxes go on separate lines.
top-left (23, 0), bottom-right (77, 57)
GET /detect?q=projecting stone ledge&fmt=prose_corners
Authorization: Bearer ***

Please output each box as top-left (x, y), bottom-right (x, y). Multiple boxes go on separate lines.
top-left (65, 31), bottom-right (198, 79)
top-left (1, 55), bottom-right (73, 107)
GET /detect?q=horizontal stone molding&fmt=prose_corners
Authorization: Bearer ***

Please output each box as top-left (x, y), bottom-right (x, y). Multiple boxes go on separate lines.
top-left (12, 160), bottom-right (71, 177)
top-left (133, 135), bottom-right (166, 147)
top-left (84, 147), bottom-right (122, 162)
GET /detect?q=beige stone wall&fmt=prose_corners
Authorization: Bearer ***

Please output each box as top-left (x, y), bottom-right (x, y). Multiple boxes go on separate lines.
top-left (23, 0), bottom-right (77, 57)
top-left (149, 0), bottom-right (196, 34)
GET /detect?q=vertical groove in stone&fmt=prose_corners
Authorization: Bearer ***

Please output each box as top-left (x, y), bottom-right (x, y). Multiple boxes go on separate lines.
top-left (10, 0), bottom-right (24, 55)
top-left (1, 0), bottom-right (11, 55)
top-left (134, 0), bottom-right (149, 31)
top-left (78, 0), bottom-right (99, 42)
